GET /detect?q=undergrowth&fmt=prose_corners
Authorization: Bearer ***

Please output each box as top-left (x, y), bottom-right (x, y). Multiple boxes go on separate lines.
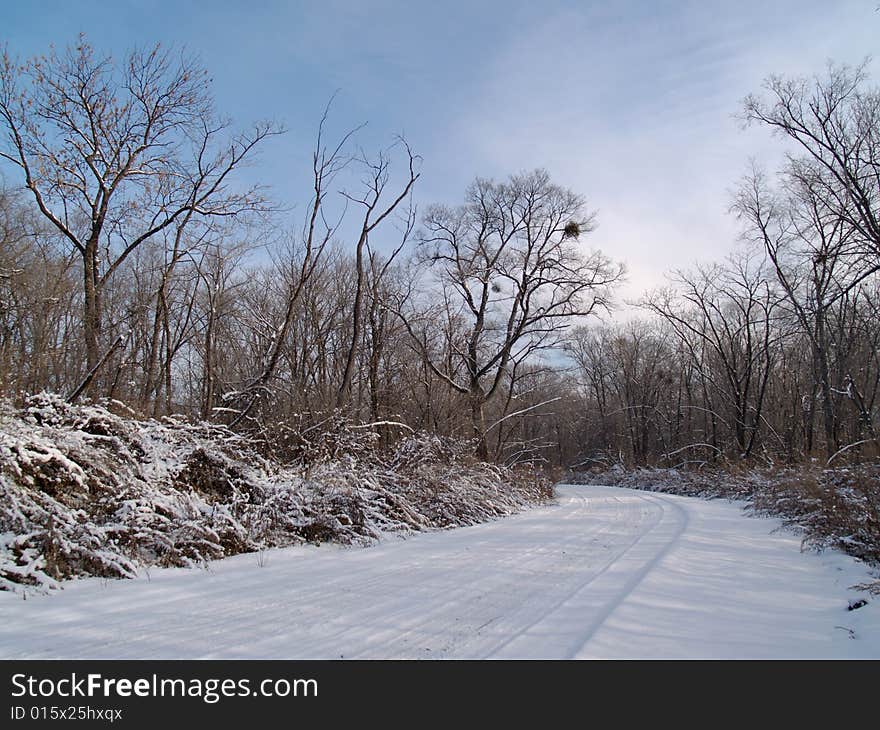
top-left (0, 394), bottom-right (553, 593)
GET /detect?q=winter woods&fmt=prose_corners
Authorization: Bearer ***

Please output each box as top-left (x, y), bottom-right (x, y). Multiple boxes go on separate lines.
top-left (1, 39), bottom-right (879, 470)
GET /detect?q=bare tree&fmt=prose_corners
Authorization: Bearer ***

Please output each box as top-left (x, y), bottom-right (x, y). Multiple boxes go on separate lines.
top-left (642, 253), bottom-right (782, 459)
top-left (395, 169), bottom-right (623, 458)
top-left (743, 63), bottom-right (880, 280)
top-left (336, 139), bottom-right (419, 409)
top-left (0, 38), bottom-right (280, 392)
top-left (189, 235), bottom-right (251, 419)
top-left (735, 167), bottom-right (859, 456)
top-left (228, 108), bottom-right (353, 424)
top-left (0, 185), bottom-right (80, 392)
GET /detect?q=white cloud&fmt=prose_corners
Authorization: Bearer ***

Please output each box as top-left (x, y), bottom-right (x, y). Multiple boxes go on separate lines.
top-left (440, 0), bottom-right (879, 312)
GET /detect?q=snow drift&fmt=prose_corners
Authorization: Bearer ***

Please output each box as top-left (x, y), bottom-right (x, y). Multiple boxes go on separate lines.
top-left (0, 394), bottom-right (552, 592)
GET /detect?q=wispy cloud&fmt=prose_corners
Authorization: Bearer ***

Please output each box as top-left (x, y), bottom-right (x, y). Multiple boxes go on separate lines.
top-left (446, 0), bottom-right (878, 302)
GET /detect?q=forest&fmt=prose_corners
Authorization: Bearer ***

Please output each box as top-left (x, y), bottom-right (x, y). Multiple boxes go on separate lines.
top-left (1, 38), bottom-right (878, 475)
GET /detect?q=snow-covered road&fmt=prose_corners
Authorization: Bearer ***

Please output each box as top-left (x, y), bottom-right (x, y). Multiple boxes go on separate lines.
top-left (1, 485), bottom-right (878, 658)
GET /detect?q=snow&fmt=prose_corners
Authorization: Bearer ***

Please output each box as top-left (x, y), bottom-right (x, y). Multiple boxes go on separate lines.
top-left (0, 485), bottom-right (877, 659)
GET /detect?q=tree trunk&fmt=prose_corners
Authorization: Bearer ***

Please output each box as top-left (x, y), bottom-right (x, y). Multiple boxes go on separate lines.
top-left (338, 232), bottom-right (367, 409)
top-left (143, 277), bottom-right (169, 413)
top-left (201, 298), bottom-right (216, 420)
top-left (814, 315), bottom-right (838, 458)
top-left (470, 388), bottom-right (488, 460)
top-left (367, 278), bottom-right (386, 422)
top-left (82, 240), bottom-right (102, 390)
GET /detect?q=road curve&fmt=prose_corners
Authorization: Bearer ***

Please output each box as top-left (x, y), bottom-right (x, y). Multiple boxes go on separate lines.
top-left (0, 485), bottom-right (876, 658)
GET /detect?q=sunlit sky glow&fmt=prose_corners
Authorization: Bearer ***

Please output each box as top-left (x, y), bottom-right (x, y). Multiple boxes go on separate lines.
top-left (3, 0), bottom-right (878, 312)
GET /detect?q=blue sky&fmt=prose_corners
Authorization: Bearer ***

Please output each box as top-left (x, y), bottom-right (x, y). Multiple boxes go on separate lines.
top-left (3, 0), bottom-right (879, 303)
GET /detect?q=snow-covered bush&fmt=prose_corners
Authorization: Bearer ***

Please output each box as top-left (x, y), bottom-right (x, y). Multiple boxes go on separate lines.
top-left (0, 394), bottom-right (553, 593)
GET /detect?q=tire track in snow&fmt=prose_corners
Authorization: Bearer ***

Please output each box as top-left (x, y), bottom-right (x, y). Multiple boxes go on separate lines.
top-left (341, 492), bottom-right (631, 658)
top-left (482, 491), bottom-right (687, 658)
top-left (565, 492), bottom-right (689, 657)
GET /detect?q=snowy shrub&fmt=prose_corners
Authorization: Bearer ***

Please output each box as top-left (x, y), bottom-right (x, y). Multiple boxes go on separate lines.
top-left (0, 395), bottom-right (553, 593)
top-left (748, 465), bottom-right (880, 567)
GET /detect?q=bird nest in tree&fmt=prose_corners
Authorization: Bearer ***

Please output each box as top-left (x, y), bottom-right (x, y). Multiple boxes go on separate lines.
top-left (563, 221), bottom-right (581, 239)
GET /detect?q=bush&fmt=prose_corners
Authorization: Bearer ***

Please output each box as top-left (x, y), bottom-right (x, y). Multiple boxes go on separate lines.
top-left (0, 394), bottom-right (553, 593)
